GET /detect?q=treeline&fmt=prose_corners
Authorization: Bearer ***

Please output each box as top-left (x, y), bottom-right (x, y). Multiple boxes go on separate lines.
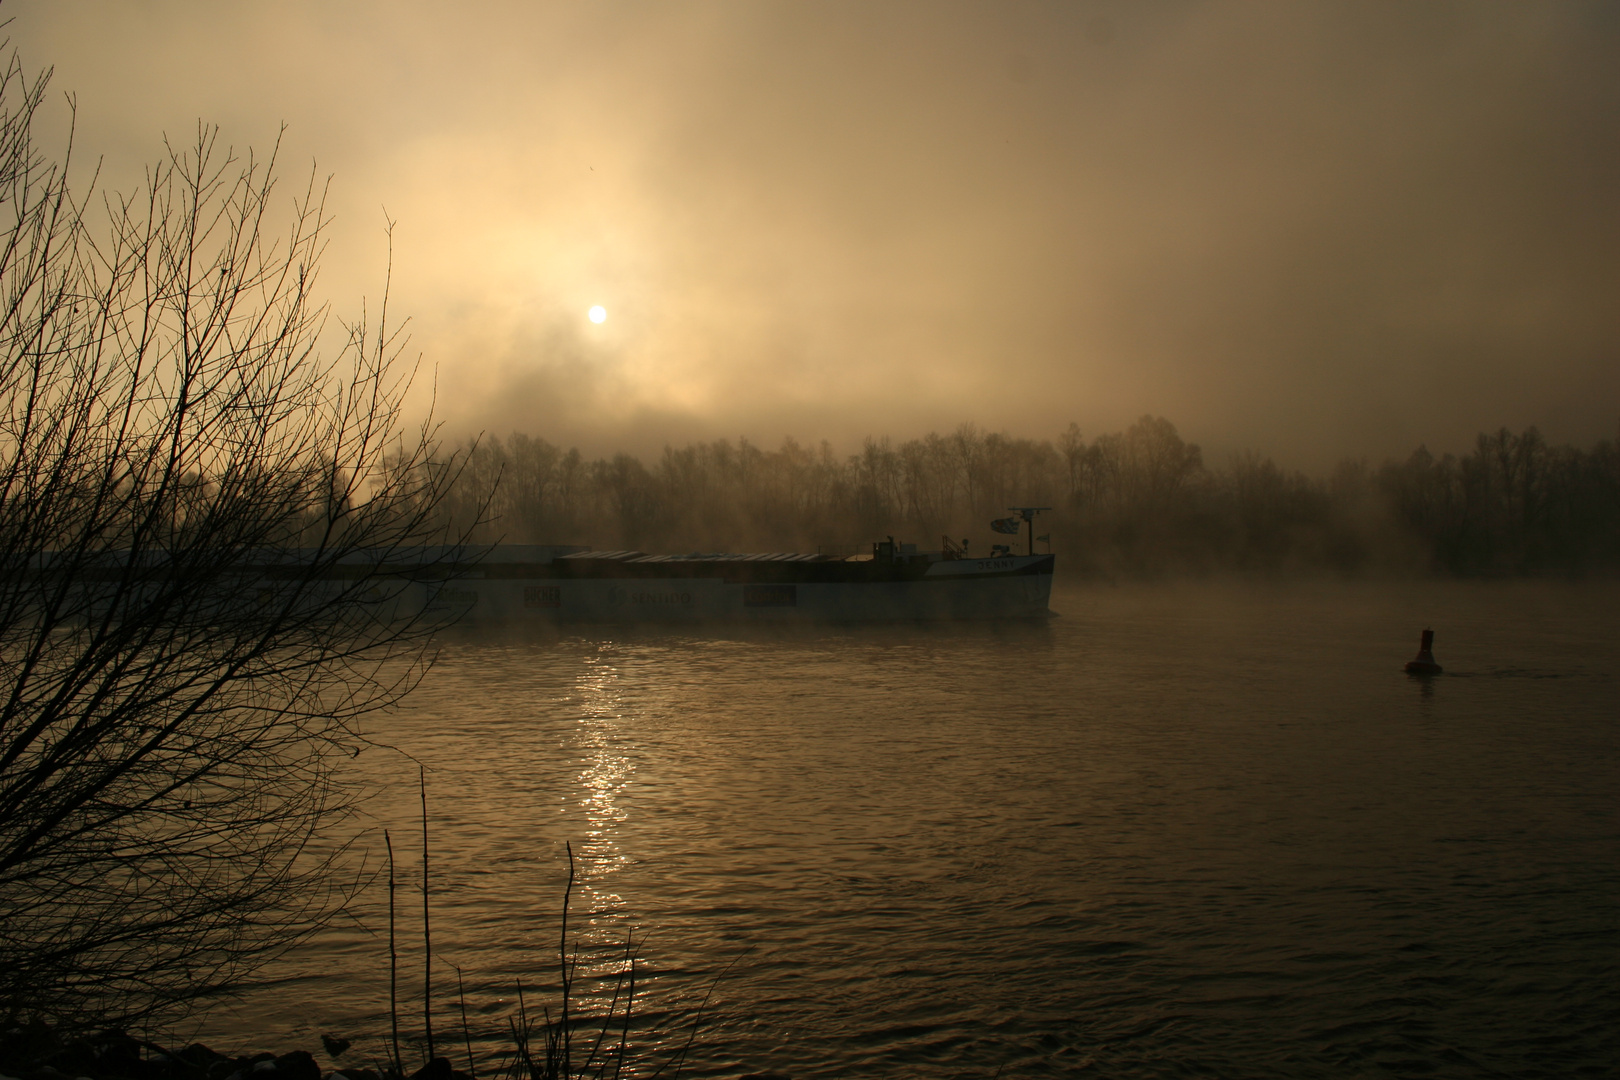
top-left (427, 417), bottom-right (1620, 576)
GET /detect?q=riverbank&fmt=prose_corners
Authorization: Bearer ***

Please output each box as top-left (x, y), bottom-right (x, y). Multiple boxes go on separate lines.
top-left (0, 1028), bottom-right (473, 1080)
top-left (0, 1027), bottom-right (790, 1080)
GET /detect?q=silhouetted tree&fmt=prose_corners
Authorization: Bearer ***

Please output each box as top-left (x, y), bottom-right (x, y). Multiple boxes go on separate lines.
top-left (1057, 422), bottom-right (1085, 504)
top-left (0, 52), bottom-right (474, 1027)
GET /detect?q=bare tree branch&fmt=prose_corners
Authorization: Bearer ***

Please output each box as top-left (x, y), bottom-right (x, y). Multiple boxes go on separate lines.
top-left (0, 47), bottom-right (483, 1028)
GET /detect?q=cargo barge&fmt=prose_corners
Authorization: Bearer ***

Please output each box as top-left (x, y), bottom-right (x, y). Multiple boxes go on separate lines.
top-left (47, 514), bottom-right (1054, 626)
top-left (413, 535), bottom-right (1055, 623)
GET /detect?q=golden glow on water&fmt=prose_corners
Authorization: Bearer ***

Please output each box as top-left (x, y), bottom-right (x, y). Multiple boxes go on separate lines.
top-left (190, 583), bottom-right (1618, 1077)
top-left (575, 648), bottom-right (634, 887)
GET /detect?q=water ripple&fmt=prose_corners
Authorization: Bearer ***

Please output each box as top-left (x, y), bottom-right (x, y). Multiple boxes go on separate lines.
top-left (195, 582), bottom-right (1618, 1078)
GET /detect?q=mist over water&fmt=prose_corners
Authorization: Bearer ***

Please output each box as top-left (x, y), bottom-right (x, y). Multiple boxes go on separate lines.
top-left (194, 580), bottom-right (1618, 1078)
top-left (434, 419), bottom-right (1620, 576)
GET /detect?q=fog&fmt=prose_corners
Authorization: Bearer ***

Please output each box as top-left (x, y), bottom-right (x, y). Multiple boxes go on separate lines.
top-left (15, 2), bottom-right (1619, 468)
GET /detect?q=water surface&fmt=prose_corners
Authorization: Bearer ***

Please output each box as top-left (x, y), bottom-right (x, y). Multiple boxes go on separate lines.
top-left (196, 580), bottom-right (1618, 1078)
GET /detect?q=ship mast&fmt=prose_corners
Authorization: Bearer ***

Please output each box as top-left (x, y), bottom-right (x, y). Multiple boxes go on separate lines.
top-left (1008, 507), bottom-right (1050, 557)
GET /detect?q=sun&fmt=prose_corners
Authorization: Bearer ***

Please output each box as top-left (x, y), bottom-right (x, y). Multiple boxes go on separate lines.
top-left (588, 305), bottom-right (607, 324)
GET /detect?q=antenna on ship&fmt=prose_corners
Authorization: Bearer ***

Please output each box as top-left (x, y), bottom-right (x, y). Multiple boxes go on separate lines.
top-left (1009, 507), bottom-right (1050, 558)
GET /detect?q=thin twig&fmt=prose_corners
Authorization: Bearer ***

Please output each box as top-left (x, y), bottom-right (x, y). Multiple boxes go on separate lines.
top-left (558, 841), bottom-right (575, 1076)
top-left (457, 965), bottom-right (476, 1080)
top-left (652, 947), bottom-right (753, 1080)
top-left (385, 829), bottom-right (402, 1079)
top-left (611, 951), bottom-right (635, 1080)
top-left (421, 764), bottom-right (435, 1062)
top-left (581, 928), bottom-right (636, 1079)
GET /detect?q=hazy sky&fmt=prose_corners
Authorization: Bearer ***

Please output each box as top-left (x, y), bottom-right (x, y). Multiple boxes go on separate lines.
top-left (14, 2), bottom-right (1619, 467)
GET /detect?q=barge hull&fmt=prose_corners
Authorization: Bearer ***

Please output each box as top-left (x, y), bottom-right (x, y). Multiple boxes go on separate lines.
top-left (412, 547), bottom-right (1056, 623)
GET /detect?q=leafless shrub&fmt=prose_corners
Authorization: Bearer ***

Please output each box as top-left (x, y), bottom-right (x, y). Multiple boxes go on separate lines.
top-left (0, 47), bottom-right (480, 1027)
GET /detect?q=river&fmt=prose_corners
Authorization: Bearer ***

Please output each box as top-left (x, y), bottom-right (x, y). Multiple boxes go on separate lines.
top-left (190, 579), bottom-right (1618, 1079)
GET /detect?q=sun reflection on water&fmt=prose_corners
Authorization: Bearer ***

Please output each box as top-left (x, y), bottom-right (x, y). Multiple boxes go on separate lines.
top-left (572, 647), bottom-right (635, 913)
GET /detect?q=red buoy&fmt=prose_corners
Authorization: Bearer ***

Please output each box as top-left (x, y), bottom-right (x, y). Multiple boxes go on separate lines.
top-left (1405, 628), bottom-right (1442, 675)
